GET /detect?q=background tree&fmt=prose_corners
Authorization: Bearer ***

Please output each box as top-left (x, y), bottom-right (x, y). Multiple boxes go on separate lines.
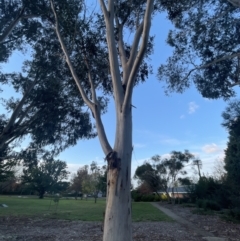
top-left (158, 0), bottom-right (240, 100)
top-left (134, 161), bottom-right (163, 196)
top-left (192, 159), bottom-right (202, 179)
top-left (96, 165), bottom-right (107, 196)
top-left (22, 155), bottom-right (69, 198)
top-left (157, 150), bottom-right (194, 201)
top-left (135, 150), bottom-right (194, 202)
top-left (212, 158), bottom-right (226, 182)
top-left (222, 100), bottom-right (240, 195)
top-left (0, 145), bottom-right (16, 182)
top-left (70, 165), bottom-right (88, 199)
top-left (0, 12), bottom-right (96, 153)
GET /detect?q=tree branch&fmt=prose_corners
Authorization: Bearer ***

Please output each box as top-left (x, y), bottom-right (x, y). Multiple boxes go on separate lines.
top-left (123, 21), bottom-right (143, 86)
top-left (115, 18), bottom-right (127, 69)
top-left (51, 0), bottom-right (112, 155)
top-left (227, 0), bottom-right (240, 7)
top-left (84, 57), bottom-right (97, 104)
top-left (50, 0), bottom-right (93, 109)
top-left (180, 52), bottom-right (240, 86)
top-left (98, 0), bottom-right (108, 19)
top-left (98, 0), bottom-right (124, 110)
top-left (123, 0), bottom-right (154, 111)
top-left (2, 79), bottom-right (37, 135)
top-left (16, 100), bottom-right (36, 126)
top-left (0, 6), bottom-right (26, 43)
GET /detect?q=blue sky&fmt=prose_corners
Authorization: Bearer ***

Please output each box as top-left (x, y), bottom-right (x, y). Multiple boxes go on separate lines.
top-left (0, 9), bottom-right (233, 185)
top-left (59, 13), bottom-right (231, 182)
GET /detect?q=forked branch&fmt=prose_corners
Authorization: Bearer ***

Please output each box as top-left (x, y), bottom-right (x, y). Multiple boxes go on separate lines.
top-left (123, 0), bottom-right (154, 111)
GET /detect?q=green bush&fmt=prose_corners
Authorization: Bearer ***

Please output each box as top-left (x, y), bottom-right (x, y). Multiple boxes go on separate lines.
top-left (204, 200), bottom-right (221, 211)
top-left (196, 199), bottom-right (205, 208)
top-left (154, 195), bottom-right (161, 202)
top-left (228, 208), bottom-right (240, 221)
top-left (133, 194), bottom-right (142, 202)
top-left (196, 199), bottom-right (221, 211)
top-left (141, 195), bottom-right (155, 202)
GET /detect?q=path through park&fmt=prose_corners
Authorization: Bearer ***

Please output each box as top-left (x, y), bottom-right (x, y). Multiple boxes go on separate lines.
top-left (152, 203), bottom-right (228, 241)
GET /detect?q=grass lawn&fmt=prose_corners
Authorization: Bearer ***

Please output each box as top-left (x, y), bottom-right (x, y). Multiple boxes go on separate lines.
top-left (0, 196), bottom-right (172, 222)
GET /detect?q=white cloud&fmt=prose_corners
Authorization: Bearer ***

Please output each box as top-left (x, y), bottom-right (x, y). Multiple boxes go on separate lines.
top-left (161, 138), bottom-right (182, 145)
top-left (188, 101), bottom-right (199, 114)
top-left (67, 163), bottom-right (81, 174)
top-left (202, 143), bottom-right (220, 153)
top-left (133, 143), bottom-right (146, 148)
top-left (203, 98), bottom-right (212, 102)
top-left (180, 115), bottom-right (185, 119)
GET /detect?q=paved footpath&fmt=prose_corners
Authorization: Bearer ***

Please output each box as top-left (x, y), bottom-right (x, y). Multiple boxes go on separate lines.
top-left (151, 203), bottom-right (228, 241)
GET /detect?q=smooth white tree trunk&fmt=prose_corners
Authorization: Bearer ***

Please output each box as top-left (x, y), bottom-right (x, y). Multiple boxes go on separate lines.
top-left (103, 108), bottom-right (133, 241)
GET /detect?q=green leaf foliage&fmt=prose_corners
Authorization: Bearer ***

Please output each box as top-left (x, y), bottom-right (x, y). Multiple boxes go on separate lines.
top-left (158, 0), bottom-right (240, 100)
top-left (22, 156), bottom-right (69, 198)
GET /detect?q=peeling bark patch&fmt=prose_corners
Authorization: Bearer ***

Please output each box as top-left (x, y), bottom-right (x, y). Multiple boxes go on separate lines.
top-left (106, 151), bottom-right (120, 170)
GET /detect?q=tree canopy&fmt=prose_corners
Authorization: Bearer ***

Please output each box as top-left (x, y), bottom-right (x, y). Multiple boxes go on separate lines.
top-left (0, 0), bottom-right (99, 156)
top-left (158, 0), bottom-right (240, 100)
top-left (22, 155), bottom-right (69, 198)
top-left (222, 100), bottom-right (240, 193)
top-left (135, 150), bottom-right (195, 199)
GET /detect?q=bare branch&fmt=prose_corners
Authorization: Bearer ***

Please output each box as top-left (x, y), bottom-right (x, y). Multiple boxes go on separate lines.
top-left (115, 18), bottom-right (127, 69)
top-left (51, 0), bottom-right (112, 155)
top-left (84, 58), bottom-right (97, 104)
top-left (50, 0), bottom-right (93, 109)
top-left (123, 0), bottom-right (154, 111)
top-left (99, 0), bottom-right (124, 108)
top-left (98, 0), bottom-right (108, 19)
top-left (123, 21), bottom-right (143, 86)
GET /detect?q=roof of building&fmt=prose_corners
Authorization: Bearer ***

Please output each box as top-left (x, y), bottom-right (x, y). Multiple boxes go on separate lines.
top-left (158, 185), bottom-right (194, 193)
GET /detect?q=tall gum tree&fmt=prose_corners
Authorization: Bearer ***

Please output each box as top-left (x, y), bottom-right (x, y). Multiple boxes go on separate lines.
top-left (49, 0), bottom-right (154, 240)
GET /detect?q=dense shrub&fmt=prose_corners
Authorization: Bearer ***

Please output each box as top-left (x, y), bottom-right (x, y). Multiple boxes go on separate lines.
top-left (196, 199), bottom-right (221, 211)
top-left (196, 199), bottom-right (205, 208)
top-left (228, 208), bottom-right (240, 221)
top-left (141, 195), bottom-right (155, 202)
top-left (131, 190), bottom-right (167, 202)
top-left (204, 200), bottom-right (221, 211)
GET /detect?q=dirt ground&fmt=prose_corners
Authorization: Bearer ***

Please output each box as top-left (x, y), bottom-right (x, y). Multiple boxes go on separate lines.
top-left (0, 203), bottom-right (240, 241)
top-left (160, 203), bottom-right (240, 241)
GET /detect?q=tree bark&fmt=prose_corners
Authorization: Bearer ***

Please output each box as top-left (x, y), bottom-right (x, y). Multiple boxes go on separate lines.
top-left (103, 107), bottom-right (132, 241)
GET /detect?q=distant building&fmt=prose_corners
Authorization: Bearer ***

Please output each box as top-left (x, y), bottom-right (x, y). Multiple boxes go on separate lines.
top-left (158, 186), bottom-right (194, 198)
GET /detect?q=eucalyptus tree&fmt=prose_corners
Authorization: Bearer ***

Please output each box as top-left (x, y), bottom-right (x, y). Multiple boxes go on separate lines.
top-left (0, 0), bottom-right (97, 155)
top-left (0, 0), bottom-right (51, 63)
top-left (47, 1), bottom-right (158, 239)
top-left (2, 0), bottom-right (210, 240)
top-left (158, 0), bottom-right (240, 99)
top-left (0, 36), bottom-right (95, 154)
